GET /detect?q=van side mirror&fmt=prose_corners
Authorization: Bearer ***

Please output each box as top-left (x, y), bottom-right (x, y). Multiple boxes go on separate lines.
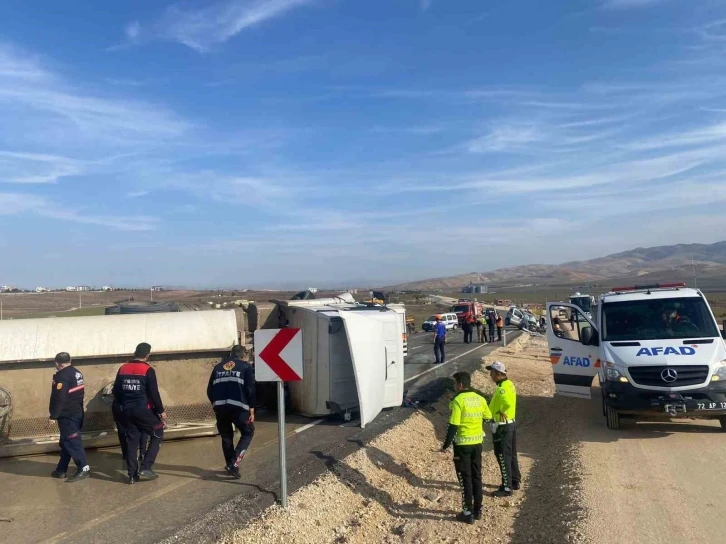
top-left (581, 326), bottom-right (599, 346)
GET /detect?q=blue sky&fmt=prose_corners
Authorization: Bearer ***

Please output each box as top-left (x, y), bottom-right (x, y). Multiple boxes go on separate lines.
top-left (1, 0), bottom-right (726, 288)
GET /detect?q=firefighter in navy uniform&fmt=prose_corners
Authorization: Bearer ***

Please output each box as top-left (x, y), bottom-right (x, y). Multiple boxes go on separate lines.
top-left (207, 345), bottom-right (256, 479)
top-left (49, 352), bottom-right (90, 482)
top-left (111, 398), bottom-right (149, 468)
top-left (113, 342), bottom-right (167, 484)
top-left (442, 371), bottom-right (492, 524)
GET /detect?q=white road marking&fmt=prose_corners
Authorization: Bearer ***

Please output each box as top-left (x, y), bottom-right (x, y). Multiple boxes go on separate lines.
top-left (294, 418), bottom-right (326, 433)
top-left (404, 343), bottom-right (489, 384)
top-left (409, 345), bottom-right (427, 351)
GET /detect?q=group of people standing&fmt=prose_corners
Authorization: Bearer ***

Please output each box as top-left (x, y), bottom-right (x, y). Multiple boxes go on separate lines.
top-left (433, 311), bottom-right (504, 365)
top-left (467, 312), bottom-right (504, 344)
top-left (48, 343), bottom-right (256, 485)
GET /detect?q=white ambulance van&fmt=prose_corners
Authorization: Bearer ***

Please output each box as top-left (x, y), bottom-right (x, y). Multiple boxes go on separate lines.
top-left (546, 283), bottom-right (726, 430)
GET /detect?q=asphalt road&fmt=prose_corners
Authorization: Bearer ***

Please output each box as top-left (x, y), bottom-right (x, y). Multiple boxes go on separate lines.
top-left (0, 329), bottom-right (519, 544)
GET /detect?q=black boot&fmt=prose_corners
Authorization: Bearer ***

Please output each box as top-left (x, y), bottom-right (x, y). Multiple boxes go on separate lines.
top-left (51, 470), bottom-right (66, 479)
top-left (456, 511), bottom-right (474, 525)
top-left (225, 463), bottom-right (241, 479)
top-left (494, 487), bottom-right (513, 498)
top-left (138, 469), bottom-right (158, 481)
top-left (66, 467), bottom-right (90, 483)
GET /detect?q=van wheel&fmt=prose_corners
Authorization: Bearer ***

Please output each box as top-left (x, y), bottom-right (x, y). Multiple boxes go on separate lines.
top-left (605, 404), bottom-right (620, 430)
top-left (719, 416), bottom-right (726, 431)
top-left (601, 390), bottom-right (606, 417)
top-left (452, 324), bottom-right (458, 330)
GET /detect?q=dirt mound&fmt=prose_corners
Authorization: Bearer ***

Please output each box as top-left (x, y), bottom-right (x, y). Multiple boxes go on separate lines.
top-left (222, 335), bottom-right (588, 544)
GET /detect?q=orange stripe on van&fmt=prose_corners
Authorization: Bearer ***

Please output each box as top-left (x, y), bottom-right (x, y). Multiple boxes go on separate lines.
top-left (594, 359), bottom-right (601, 368)
top-left (550, 355), bottom-right (560, 364)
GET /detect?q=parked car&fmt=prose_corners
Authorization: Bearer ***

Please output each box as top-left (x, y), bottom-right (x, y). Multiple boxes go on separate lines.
top-left (422, 313), bottom-right (458, 332)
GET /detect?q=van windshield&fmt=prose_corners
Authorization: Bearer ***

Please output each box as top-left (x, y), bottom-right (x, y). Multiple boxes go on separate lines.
top-left (602, 297), bottom-right (719, 341)
top-left (570, 296), bottom-right (592, 313)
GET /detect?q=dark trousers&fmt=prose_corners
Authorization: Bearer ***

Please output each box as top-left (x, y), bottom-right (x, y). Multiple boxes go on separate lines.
top-left (124, 407), bottom-right (164, 476)
top-left (497, 326), bottom-right (503, 341)
top-left (492, 423), bottom-right (521, 489)
top-left (463, 325), bottom-right (474, 344)
top-left (215, 406), bottom-right (255, 466)
top-left (112, 403), bottom-right (148, 461)
top-left (489, 325), bottom-right (496, 342)
top-left (453, 443), bottom-right (483, 513)
top-left (434, 337), bottom-right (446, 364)
top-left (56, 414), bottom-right (87, 472)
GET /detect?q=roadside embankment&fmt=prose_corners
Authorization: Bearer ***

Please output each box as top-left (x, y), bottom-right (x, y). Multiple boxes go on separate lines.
top-left (221, 335), bottom-right (589, 544)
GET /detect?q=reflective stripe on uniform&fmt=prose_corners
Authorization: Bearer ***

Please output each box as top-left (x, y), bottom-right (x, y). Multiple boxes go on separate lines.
top-left (213, 376), bottom-right (245, 385)
top-left (68, 385), bottom-right (85, 393)
top-left (454, 434), bottom-right (483, 444)
top-left (213, 399), bottom-right (250, 410)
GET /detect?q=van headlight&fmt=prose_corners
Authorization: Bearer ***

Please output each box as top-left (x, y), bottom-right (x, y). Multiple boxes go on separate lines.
top-left (605, 367), bottom-right (622, 380)
top-left (605, 365), bottom-right (629, 383)
top-left (712, 360), bottom-right (726, 381)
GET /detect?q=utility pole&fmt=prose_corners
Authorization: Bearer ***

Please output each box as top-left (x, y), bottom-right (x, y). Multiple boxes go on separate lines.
top-left (692, 256), bottom-right (698, 289)
top-left (150, 288), bottom-right (153, 302)
top-left (79, 293), bottom-right (82, 309)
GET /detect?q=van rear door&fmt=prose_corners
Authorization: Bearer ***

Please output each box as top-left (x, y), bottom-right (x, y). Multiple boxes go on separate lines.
top-left (546, 302), bottom-right (600, 399)
top-left (338, 311), bottom-right (386, 427)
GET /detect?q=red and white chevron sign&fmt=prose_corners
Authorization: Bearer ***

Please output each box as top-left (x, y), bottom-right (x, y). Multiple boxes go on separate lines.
top-left (254, 328), bottom-right (303, 382)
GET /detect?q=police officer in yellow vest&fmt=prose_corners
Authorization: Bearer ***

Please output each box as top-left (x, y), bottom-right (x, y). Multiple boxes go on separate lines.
top-left (442, 371), bottom-right (492, 524)
top-left (486, 361), bottom-right (521, 497)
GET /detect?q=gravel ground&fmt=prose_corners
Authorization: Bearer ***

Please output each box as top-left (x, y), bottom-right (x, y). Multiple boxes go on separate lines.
top-left (221, 335), bottom-right (589, 544)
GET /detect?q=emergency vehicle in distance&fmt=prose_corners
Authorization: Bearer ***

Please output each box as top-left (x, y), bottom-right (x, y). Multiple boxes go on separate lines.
top-left (547, 283), bottom-right (726, 430)
top-left (450, 299), bottom-right (483, 326)
top-left (569, 292), bottom-right (595, 319)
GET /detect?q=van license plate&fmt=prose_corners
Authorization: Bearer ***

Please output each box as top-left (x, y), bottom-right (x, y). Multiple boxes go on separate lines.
top-left (696, 402), bottom-right (726, 410)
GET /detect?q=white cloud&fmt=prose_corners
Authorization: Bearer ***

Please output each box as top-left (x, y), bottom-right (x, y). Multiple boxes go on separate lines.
top-left (0, 46), bottom-right (189, 145)
top-left (623, 123), bottom-right (726, 151)
top-left (0, 192), bottom-right (157, 231)
top-left (125, 20), bottom-right (141, 41)
top-left (0, 151), bottom-right (84, 184)
top-left (467, 123), bottom-right (544, 153)
top-left (166, 170), bottom-right (308, 209)
top-left (602, 0), bottom-right (667, 8)
top-left (126, 190), bottom-right (150, 198)
top-left (131, 0), bottom-right (315, 52)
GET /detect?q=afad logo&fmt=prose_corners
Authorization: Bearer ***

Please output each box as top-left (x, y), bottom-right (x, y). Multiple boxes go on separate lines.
top-left (636, 346), bottom-right (697, 356)
top-left (562, 356), bottom-right (591, 367)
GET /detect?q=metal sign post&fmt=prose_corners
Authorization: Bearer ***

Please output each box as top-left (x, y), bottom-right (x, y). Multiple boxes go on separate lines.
top-left (277, 381), bottom-right (287, 507)
top-left (254, 328), bottom-right (303, 509)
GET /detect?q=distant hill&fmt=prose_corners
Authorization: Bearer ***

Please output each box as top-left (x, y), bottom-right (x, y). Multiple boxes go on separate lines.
top-left (388, 241), bottom-right (726, 291)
